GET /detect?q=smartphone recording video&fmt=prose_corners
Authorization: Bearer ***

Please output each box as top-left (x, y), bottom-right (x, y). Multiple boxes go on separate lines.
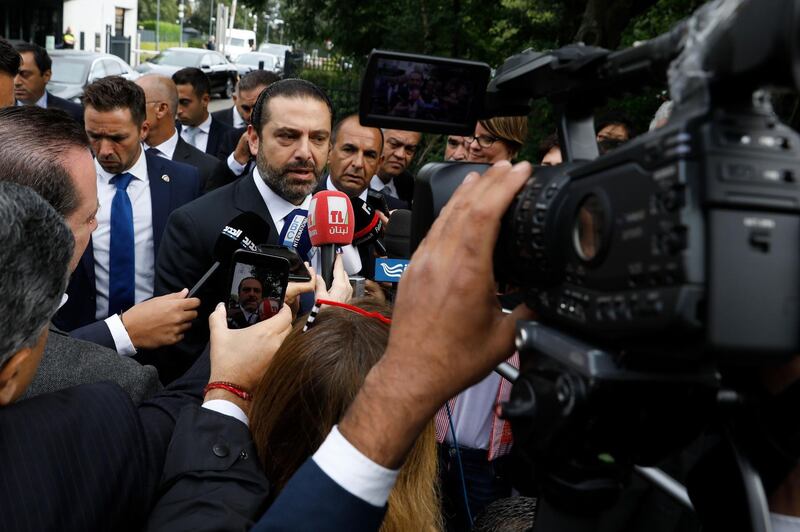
top-left (226, 250), bottom-right (290, 329)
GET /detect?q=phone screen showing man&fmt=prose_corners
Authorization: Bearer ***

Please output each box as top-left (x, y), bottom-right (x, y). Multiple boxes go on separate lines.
top-left (226, 254), bottom-right (289, 329)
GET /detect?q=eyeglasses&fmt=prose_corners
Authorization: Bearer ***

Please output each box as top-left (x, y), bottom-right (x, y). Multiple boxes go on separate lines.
top-left (464, 135), bottom-right (500, 149)
top-left (303, 298), bottom-right (392, 331)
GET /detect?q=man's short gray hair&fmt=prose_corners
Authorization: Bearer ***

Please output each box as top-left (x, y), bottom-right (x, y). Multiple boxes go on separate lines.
top-left (0, 183), bottom-right (73, 366)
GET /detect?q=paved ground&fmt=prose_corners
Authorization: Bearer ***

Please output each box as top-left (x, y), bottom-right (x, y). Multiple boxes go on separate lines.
top-left (209, 96), bottom-right (233, 113)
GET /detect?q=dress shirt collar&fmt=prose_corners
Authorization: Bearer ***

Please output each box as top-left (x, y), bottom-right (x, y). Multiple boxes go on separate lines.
top-left (252, 168), bottom-right (312, 226)
top-left (148, 129), bottom-right (179, 159)
top-left (232, 106), bottom-right (245, 129)
top-left (16, 91), bottom-right (47, 108)
top-left (370, 174), bottom-right (396, 194)
top-left (197, 113), bottom-right (213, 134)
top-left (327, 175), bottom-right (368, 202)
top-left (95, 145), bottom-right (149, 184)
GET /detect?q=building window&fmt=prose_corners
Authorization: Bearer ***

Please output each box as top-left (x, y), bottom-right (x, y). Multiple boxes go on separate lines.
top-left (115, 8), bottom-right (125, 36)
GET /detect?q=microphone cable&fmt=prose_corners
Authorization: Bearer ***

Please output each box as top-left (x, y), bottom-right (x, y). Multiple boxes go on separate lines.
top-left (445, 402), bottom-right (474, 528)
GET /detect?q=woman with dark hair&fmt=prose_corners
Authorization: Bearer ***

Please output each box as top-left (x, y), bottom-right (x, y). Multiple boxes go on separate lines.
top-left (250, 298), bottom-right (442, 532)
top-left (467, 115), bottom-right (529, 164)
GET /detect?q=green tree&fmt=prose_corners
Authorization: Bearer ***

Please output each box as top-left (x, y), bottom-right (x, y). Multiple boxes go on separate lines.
top-left (138, 0), bottom-right (179, 24)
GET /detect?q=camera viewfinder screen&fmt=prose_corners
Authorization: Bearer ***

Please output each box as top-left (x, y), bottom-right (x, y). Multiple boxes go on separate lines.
top-left (362, 56), bottom-right (489, 134)
top-left (226, 261), bottom-right (286, 329)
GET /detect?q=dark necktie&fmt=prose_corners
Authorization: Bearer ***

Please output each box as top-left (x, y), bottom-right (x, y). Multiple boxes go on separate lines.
top-left (108, 172), bottom-right (136, 316)
top-left (278, 208), bottom-right (312, 263)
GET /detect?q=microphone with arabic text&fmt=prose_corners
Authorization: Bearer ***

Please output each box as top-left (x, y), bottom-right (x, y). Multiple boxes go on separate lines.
top-left (187, 212), bottom-right (272, 298)
top-left (351, 197), bottom-right (387, 256)
top-left (308, 190), bottom-right (355, 289)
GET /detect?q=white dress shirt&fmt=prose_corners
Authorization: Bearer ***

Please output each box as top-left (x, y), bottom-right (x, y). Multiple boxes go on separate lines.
top-left (93, 147), bottom-right (155, 321)
top-left (231, 105), bottom-right (245, 129)
top-left (370, 174), bottom-right (399, 199)
top-left (313, 425), bottom-right (399, 507)
top-left (59, 293), bottom-right (136, 356)
top-left (252, 169), bottom-right (319, 272)
top-left (180, 113), bottom-right (212, 153)
top-left (147, 129), bottom-right (180, 160)
top-left (16, 91), bottom-right (48, 109)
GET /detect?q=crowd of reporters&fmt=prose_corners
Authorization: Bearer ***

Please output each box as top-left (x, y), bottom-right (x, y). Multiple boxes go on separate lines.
top-left (0, 32), bottom-right (798, 532)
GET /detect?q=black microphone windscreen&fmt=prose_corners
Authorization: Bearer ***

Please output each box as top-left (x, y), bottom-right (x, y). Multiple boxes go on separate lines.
top-left (213, 212), bottom-right (272, 262)
top-left (350, 197), bottom-right (384, 246)
top-left (385, 209), bottom-right (411, 259)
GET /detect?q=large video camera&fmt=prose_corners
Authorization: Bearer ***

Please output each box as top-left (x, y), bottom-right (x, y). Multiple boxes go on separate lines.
top-left (361, 0), bottom-right (800, 529)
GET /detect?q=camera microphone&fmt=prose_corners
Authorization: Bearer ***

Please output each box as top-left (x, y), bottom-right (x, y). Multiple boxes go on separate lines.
top-left (384, 209), bottom-right (411, 259)
top-left (351, 197), bottom-right (387, 256)
top-left (187, 212), bottom-right (272, 298)
top-left (308, 190), bottom-right (355, 289)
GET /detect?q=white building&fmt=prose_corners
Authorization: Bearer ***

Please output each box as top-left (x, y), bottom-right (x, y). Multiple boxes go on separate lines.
top-left (1, 0), bottom-right (138, 64)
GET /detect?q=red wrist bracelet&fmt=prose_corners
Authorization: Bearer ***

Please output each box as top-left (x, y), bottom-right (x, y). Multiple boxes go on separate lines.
top-left (204, 381), bottom-right (253, 401)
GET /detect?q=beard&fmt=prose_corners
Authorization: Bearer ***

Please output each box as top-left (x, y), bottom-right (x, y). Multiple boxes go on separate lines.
top-left (256, 149), bottom-right (322, 205)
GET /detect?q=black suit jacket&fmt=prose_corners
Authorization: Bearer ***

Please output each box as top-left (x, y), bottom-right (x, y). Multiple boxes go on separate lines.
top-left (171, 135), bottom-right (233, 192)
top-left (208, 117), bottom-right (235, 160)
top-left (393, 169), bottom-right (415, 205)
top-left (47, 91), bottom-right (84, 123)
top-left (154, 174), bottom-right (279, 382)
top-left (0, 347), bottom-right (210, 532)
top-left (208, 126), bottom-right (251, 191)
top-left (54, 151), bottom-right (202, 332)
top-left (211, 106), bottom-right (236, 128)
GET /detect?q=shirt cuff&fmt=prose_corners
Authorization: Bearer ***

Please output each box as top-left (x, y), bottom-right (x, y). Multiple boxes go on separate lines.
top-left (312, 425), bottom-right (399, 507)
top-left (202, 399), bottom-right (250, 427)
top-left (227, 152), bottom-right (247, 176)
top-left (104, 314), bottom-right (137, 356)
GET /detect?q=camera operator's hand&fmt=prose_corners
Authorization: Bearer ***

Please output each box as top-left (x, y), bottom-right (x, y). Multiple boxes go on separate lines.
top-left (121, 289), bottom-right (201, 349)
top-left (340, 160), bottom-right (535, 468)
top-left (206, 302), bottom-right (293, 415)
top-left (364, 279), bottom-right (387, 303)
top-left (314, 254), bottom-right (352, 303)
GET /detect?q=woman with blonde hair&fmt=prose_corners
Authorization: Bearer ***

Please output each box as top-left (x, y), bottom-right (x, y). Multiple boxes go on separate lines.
top-left (467, 115), bottom-right (529, 163)
top-left (249, 298), bottom-right (442, 532)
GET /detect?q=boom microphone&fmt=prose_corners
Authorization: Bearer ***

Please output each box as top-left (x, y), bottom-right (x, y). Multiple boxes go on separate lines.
top-left (187, 212), bottom-right (272, 297)
top-left (308, 190), bottom-right (355, 289)
top-left (351, 197), bottom-right (387, 256)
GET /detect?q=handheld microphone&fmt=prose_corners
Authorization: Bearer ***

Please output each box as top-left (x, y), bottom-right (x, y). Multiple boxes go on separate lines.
top-left (351, 197), bottom-right (387, 256)
top-left (308, 190), bottom-right (355, 289)
top-left (187, 212), bottom-right (272, 298)
top-left (384, 209), bottom-right (411, 259)
top-left (374, 209), bottom-right (412, 284)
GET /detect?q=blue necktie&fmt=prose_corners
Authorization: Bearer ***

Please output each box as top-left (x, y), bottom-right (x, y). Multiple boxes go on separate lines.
top-left (278, 208), bottom-right (312, 263)
top-left (108, 172), bottom-right (135, 316)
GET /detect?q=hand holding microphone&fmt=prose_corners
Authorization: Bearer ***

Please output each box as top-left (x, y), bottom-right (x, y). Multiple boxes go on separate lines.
top-left (307, 190), bottom-right (355, 289)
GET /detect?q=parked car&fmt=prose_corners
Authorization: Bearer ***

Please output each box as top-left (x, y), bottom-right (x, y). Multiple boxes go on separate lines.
top-left (48, 50), bottom-right (140, 103)
top-left (235, 52), bottom-right (281, 75)
top-left (135, 48), bottom-right (239, 98)
top-left (257, 43), bottom-right (292, 68)
top-left (225, 28), bottom-right (257, 62)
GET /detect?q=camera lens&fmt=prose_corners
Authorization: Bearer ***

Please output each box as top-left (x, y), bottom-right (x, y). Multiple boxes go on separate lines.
top-left (573, 194), bottom-right (606, 262)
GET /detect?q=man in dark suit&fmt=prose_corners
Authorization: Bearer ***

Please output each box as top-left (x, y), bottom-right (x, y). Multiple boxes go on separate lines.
top-left (173, 67), bottom-right (234, 159)
top-left (214, 69), bottom-right (281, 191)
top-left (0, 106), bottom-right (182, 397)
top-left (137, 74), bottom-right (233, 192)
top-left (0, 181), bottom-right (292, 531)
top-left (54, 78), bottom-right (202, 358)
top-left (148, 161), bottom-right (538, 532)
top-left (370, 128), bottom-right (422, 207)
top-left (155, 79), bottom-right (341, 380)
top-left (14, 42), bottom-right (83, 123)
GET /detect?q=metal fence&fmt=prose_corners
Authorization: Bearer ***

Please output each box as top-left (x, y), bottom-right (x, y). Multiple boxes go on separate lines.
top-left (285, 51), bottom-right (362, 120)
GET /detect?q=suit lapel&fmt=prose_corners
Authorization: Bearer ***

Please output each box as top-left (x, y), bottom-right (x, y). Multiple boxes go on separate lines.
top-left (207, 118), bottom-right (219, 156)
top-left (173, 136), bottom-right (192, 163)
top-left (234, 173), bottom-right (279, 239)
top-left (146, 151), bottom-right (170, 257)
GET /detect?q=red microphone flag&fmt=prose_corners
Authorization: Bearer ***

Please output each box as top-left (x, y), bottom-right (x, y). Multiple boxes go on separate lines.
top-left (307, 190), bottom-right (355, 246)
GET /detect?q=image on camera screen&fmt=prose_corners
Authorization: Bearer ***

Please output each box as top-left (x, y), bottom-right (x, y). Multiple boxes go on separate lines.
top-left (370, 58), bottom-right (479, 124)
top-left (226, 261), bottom-right (285, 329)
